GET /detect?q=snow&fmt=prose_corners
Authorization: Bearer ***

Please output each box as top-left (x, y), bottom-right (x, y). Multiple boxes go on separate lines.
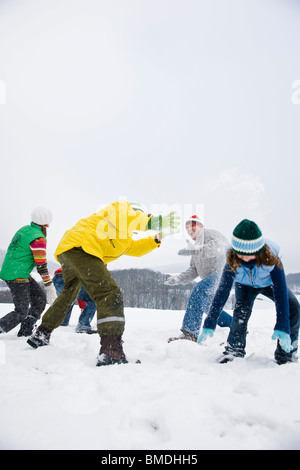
top-left (0, 300), bottom-right (300, 450)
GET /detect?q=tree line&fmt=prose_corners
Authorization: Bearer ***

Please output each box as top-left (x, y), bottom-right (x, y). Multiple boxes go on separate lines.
top-left (111, 269), bottom-right (195, 310)
top-left (0, 268), bottom-right (196, 310)
top-left (0, 268), bottom-right (299, 309)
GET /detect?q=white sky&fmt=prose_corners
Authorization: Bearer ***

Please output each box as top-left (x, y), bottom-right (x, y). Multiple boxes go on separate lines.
top-left (0, 0), bottom-right (300, 273)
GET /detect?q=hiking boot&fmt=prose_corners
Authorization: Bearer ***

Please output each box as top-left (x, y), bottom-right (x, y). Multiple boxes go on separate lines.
top-left (27, 325), bottom-right (52, 349)
top-left (218, 353), bottom-right (235, 364)
top-left (168, 330), bottom-right (197, 343)
top-left (17, 315), bottom-right (37, 337)
top-left (96, 334), bottom-right (128, 367)
top-left (96, 353), bottom-right (128, 366)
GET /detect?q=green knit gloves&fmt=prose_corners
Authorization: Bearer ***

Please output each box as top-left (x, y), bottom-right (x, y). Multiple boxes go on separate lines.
top-left (147, 212), bottom-right (181, 238)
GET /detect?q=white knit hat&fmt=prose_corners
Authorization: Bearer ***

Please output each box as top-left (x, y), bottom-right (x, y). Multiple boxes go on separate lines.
top-left (31, 207), bottom-right (53, 226)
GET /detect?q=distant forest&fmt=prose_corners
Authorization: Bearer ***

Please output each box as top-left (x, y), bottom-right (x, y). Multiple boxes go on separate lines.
top-left (112, 269), bottom-right (195, 310)
top-left (0, 268), bottom-right (299, 310)
top-left (0, 268), bottom-right (196, 311)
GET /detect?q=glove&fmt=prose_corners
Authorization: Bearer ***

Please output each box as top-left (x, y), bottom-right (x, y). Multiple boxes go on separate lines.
top-left (149, 212), bottom-right (181, 238)
top-left (44, 283), bottom-right (57, 306)
top-left (77, 300), bottom-right (87, 310)
top-left (178, 240), bottom-right (198, 256)
top-left (272, 330), bottom-right (292, 353)
top-left (197, 328), bottom-right (214, 344)
top-left (164, 274), bottom-right (181, 286)
top-left (178, 248), bottom-right (198, 256)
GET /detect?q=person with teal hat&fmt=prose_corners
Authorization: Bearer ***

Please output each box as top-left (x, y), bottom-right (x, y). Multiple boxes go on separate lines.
top-left (198, 219), bottom-right (300, 365)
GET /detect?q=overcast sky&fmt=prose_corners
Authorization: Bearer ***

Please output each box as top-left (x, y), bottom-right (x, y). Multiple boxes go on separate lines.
top-left (0, 0), bottom-right (300, 273)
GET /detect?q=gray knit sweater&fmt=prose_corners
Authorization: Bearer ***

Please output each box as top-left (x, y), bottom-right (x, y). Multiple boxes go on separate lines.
top-left (177, 229), bottom-right (229, 284)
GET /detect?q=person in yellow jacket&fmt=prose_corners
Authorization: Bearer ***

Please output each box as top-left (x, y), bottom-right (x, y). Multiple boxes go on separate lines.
top-left (27, 200), bottom-right (180, 366)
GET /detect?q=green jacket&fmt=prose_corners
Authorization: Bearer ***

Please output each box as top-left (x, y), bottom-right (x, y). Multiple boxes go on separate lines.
top-left (0, 223), bottom-right (46, 281)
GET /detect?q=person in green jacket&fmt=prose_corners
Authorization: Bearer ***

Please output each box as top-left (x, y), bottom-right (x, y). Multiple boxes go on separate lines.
top-left (0, 207), bottom-right (56, 336)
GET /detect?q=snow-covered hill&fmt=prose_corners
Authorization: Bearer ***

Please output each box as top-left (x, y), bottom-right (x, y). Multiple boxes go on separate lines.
top-left (0, 300), bottom-right (299, 450)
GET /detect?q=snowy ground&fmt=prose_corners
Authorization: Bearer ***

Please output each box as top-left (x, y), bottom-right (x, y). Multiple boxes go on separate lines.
top-left (0, 299), bottom-right (300, 451)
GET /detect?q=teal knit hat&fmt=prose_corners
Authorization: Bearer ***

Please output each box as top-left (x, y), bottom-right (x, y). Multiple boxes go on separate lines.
top-left (231, 219), bottom-right (265, 255)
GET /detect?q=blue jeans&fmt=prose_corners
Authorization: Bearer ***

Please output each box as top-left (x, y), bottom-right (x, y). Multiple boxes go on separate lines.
top-left (182, 272), bottom-right (232, 337)
top-left (52, 275), bottom-right (96, 329)
top-left (52, 275), bottom-right (74, 326)
top-left (76, 287), bottom-right (97, 330)
top-left (225, 282), bottom-right (300, 363)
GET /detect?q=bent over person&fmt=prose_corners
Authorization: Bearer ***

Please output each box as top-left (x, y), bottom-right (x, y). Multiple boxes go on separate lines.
top-left (198, 219), bottom-right (300, 365)
top-left (166, 215), bottom-right (232, 342)
top-left (0, 207), bottom-right (56, 337)
top-left (27, 200), bottom-right (180, 366)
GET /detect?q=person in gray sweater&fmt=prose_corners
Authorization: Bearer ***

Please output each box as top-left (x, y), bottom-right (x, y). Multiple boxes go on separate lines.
top-left (166, 215), bottom-right (232, 342)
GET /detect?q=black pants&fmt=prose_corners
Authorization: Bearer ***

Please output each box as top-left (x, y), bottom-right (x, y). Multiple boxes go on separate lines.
top-left (225, 283), bottom-right (300, 363)
top-left (0, 277), bottom-right (47, 335)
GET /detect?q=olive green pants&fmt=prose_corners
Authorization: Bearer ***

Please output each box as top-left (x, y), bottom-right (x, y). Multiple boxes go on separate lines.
top-left (41, 248), bottom-right (125, 336)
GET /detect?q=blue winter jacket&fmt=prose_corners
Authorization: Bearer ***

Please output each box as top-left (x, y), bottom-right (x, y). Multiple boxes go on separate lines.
top-left (203, 240), bottom-right (291, 334)
top-left (233, 240), bottom-right (280, 288)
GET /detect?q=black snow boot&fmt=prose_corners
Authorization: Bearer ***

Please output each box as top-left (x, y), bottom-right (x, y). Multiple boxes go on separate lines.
top-left (27, 325), bottom-right (52, 349)
top-left (17, 315), bottom-right (38, 337)
top-left (96, 335), bottom-right (128, 367)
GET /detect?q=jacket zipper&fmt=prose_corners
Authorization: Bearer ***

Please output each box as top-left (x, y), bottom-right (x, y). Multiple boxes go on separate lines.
top-left (250, 267), bottom-right (254, 285)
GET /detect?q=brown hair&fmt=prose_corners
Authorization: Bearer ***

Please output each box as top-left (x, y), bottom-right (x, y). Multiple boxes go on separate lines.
top-left (37, 225), bottom-right (48, 237)
top-left (227, 244), bottom-right (282, 273)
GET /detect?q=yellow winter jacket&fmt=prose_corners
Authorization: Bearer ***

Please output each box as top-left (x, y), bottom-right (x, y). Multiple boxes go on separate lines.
top-left (54, 200), bottom-right (160, 264)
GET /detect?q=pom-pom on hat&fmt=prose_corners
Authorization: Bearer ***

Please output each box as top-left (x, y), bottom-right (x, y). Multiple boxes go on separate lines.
top-left (185, 215), bottom-right (204, 227)
top-left (31, 207), bottom-right (53, 226)
top-left (231, 219), bottom-right (265, 256)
